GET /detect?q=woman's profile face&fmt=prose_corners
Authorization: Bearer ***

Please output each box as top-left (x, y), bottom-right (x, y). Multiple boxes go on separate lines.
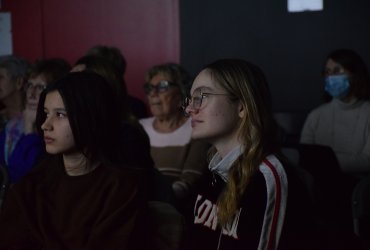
top-left (26, 74), bottom-right (47, 110)
top-left (41, 91), bottom-right (76, 155)
top-left (146, 73), bottom-right (182, 120)
top-left (186, 69), bottom-right (242, 143)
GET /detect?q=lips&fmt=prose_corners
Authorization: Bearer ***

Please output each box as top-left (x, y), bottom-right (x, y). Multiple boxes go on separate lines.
top-left (150, 101), bottom-right (161, 105)
top-left (44, 136), bottom-right (54, 144)
top-left (191, 119), bottom-right (202, 128)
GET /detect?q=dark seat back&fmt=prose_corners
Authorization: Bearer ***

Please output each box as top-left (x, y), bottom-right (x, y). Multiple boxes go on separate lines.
top-left (0, 164), bottom-right (9, 210)
top-left (352, 176), bottom-right (370, 239)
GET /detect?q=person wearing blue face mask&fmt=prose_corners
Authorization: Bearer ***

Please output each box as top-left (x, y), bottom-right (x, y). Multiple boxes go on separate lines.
top-left (300, 49), bottom-right (370, 176)
top-left (324, 74), bottom-right (350, 98)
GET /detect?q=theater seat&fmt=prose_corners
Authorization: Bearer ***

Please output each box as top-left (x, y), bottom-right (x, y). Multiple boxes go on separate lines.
top-left (352, 176), bottom-right (370, 243)
top-left (0, 164), bottom-right (9, 210)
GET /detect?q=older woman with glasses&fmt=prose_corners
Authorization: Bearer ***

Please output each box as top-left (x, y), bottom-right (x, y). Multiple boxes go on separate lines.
top-left (139, 63), bottom-right (209, 206)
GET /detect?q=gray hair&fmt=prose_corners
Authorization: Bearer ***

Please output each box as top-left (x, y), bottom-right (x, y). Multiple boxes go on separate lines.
top-left (145, 63), bottom-right (191, 98)
top-left (0, 55), bottom-right (30, 81)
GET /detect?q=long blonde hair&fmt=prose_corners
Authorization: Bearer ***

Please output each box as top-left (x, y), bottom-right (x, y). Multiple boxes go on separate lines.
top-left (205, 59), bottom-right (278, 226)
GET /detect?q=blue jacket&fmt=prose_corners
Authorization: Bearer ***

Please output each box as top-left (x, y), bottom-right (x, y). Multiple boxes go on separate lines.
top-left (0, 132), bottom-right (45, 183)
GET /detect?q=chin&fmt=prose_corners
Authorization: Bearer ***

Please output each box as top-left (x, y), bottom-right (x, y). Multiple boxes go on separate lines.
top-left (191, 130), bottom-right (206, 140)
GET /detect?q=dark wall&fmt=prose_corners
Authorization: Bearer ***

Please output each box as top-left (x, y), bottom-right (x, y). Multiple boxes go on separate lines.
top-left (180, 0), bottom-right (370, 112)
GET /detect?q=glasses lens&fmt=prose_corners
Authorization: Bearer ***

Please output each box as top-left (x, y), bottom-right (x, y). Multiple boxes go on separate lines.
top-left (157, 81), bottom-right (170, 92)
top-left (27, 83), bottom-right (44, 91)
top-left (26, 82), bottom-right (33, 89)
top-left (193, 96), bottom-right (203, 109)
top-left (36, 85), bottom-right (46, 92)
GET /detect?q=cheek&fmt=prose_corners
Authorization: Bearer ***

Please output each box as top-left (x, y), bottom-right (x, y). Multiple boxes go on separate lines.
top-left (208, 106), bottom-right (240, 130)
top-left (61, 123), bottom-right (75, 144)
top-left (163, 94), bottom-right (180, 108)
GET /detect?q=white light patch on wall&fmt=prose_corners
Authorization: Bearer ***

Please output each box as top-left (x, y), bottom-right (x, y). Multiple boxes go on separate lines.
top-left (288, 0), bottom-right (323, 12)
top-left (0, 12), bottom-right (12, 56)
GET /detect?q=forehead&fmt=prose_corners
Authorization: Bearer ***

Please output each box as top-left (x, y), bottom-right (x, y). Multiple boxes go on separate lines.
top-left (44, 91), bottom-right (64, 108)
top-left (191, 69), bottom-right (221, 94)
top-left (29, 74), bottom-right (47, 84)
top-left (324, 58), bottom-right (347, 75)
top-left (149, 73), bottom-right (171, 84)
top-left (326, 59), bottom-right (343, 69)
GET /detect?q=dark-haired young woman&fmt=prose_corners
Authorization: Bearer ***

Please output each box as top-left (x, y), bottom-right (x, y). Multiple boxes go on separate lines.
top-left (0, 72), bottom-right (148, 249)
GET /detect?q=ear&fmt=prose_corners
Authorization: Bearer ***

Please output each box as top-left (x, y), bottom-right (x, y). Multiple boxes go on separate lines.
top-left (15, 77), bottom-right (24, 91)
top-left (238, 102), bottom-right (245, 118)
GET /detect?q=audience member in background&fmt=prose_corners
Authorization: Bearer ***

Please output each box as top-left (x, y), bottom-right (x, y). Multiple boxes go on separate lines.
top-left (0, 58), bottom-right (71, 183)
top-left (0, 71), bottom-right (148, 249)
top-left (85, 45), bottom-right (148, 119)
top-left (182, 59), bottom-right (319, 250)
top-left (300, 49), bottom-right (370, 176)
top-left (72, 54), bottom-right (132, 121)
top-left (139, 63), bottom-right (209, 206)
top-left (71, 54), bottom-right (153, 169)
top-left (0, 55), bottom-right (30, 131)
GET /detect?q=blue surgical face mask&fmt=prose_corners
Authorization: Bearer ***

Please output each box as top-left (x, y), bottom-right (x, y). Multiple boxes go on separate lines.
top-left (324, 74), bottom-right (350, 98)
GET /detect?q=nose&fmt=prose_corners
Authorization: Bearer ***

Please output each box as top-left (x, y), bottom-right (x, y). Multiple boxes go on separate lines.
top-left (148, 89), bottom-right (157, 96)
top-left (184, 103), bottom-right (197, 116)
top-left (28, 86), bottom-right (38, 96)
top-left (41, 116), bottom-right (52, 131)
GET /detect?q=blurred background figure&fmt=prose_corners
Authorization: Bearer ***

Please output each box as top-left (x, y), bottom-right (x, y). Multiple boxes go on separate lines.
top-left (72, 54), bottom-right (132, 121)
top-left (85, 45), bottom-right (148, 119)
top-left (0, 55), bottom-right (30, 131)
top-left (0, 58), bottom-right (71, 183)
top-left (139, 63), bottom-right (209, 206)
top-left (71, 54), bottom-right (153, 170)
top-left (300, 49), bottom-right (370, 177)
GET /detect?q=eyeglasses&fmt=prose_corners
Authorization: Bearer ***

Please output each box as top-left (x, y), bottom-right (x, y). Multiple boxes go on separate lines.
top-left (182, 91), bottom-right (231, 111)
top-left (143, 80), bottom-right (177, 94)
top-left (26, 82), bottom-right (47, 92)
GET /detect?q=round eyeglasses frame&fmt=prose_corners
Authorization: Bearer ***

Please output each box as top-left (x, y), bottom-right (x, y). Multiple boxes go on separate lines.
top-left (26, 82), bottom-right (47, 92)
top-left (143, 80), bottom-right (177, 94)
top-left (182, 91), bottom-right (231, 112)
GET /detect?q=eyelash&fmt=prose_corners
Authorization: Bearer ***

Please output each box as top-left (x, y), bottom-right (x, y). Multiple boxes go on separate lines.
top-left (56, 112), bottom-right (67, 118)
top-left (44, 111), bottom-right (67, 118)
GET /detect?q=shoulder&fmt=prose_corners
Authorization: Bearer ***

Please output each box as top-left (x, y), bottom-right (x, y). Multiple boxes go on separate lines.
top-left (95, 165), bottom-right (149, 199)
top-left (359, 100), bottom-right (370, 111)
top-left (10, 155), bottom-right (62, 194)
top-left (307, 102), bottom-right (332, 117)
top-left (121, 121), bottom-right (150, 144)
top-left (104, 164), bottom-right (148, 183)
top-left (258, 155), bottom-right (288, 184)
top-left (138, 117), bottom-right (154, 128)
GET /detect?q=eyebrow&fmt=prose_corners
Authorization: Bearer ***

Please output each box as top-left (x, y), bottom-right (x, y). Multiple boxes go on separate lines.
top-left (192, 86), bottom-right (213, 93)
top-left (43, 107), bottom-right (67, 112)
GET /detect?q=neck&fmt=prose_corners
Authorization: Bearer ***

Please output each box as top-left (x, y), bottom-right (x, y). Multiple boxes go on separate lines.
top-left (154, 112), bottom-right (187, 133)
top-left (339, 95), bottom-right (355, 103)
top-left (62, 152), bottom-right (99, 176)
top-left (213, 133), bottom-right (241, 158)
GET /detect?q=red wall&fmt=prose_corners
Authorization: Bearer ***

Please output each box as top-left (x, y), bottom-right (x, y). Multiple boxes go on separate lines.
top-left (1, 0), bottom-right (180, 104)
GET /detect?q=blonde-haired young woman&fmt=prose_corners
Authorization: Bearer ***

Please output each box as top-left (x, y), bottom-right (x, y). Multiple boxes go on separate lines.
top-left (182, 59), bottom-right (318, 250)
